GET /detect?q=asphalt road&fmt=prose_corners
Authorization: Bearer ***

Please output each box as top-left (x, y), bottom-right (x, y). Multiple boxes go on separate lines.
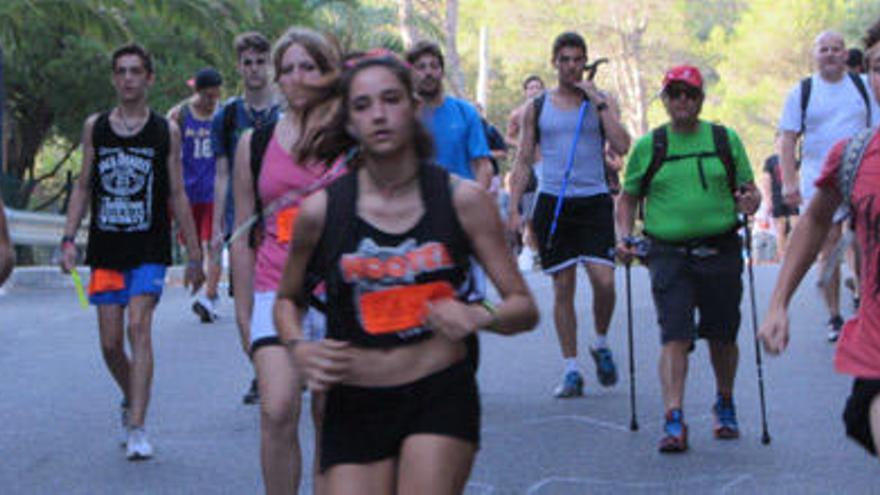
top-left (1, 264), bottom-right (877, 494)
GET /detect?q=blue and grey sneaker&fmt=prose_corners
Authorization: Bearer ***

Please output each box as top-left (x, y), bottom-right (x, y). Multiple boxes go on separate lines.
top-left (590, 347), bottom-right (618, 387)
top-left (553, 370), bottom-right (584, 398)
top-left (712, 394), bottom-right (740, 439)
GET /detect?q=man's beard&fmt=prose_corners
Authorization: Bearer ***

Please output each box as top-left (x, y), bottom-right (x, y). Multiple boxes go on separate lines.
top-left (416, 78), bottom-right (441, 100)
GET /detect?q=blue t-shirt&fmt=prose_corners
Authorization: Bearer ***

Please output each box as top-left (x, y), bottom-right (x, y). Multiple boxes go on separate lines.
top-left (210, 96), bottom-right (281, 234)
top-left (420, 96), bottom-right (490, 180)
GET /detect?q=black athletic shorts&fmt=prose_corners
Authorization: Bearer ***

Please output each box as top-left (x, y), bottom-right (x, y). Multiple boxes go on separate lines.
top-left (646, 232), bottom-right (743, 344)
top-left (320, 360), bottom-right (480, 472)
top-left (532, 193), bottom-right (615, 273)
top-left (843, 378), bottom-right (880, 456)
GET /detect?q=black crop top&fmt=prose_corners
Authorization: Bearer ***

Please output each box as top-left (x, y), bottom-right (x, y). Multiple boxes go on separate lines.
top-left (308, 164), bottom-right (475, 348)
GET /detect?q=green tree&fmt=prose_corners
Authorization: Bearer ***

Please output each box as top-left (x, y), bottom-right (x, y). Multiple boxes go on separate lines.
top-left (1, 0), bottom-right (245, 209)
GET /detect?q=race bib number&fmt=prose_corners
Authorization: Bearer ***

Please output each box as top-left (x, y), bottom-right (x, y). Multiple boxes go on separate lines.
top-left (276, 207), bottom-right (299, 244)
top-left (88, 269), bottom-right (126, 295)
top-left (358, 281), bottom-right (455, 335)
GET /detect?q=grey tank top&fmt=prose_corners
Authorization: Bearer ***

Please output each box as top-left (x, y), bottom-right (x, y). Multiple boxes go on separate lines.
top-left (537, 94), bottom-right (607, 197)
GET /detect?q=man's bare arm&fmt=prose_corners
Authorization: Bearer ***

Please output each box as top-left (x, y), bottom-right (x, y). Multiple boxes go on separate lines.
top-left (779, 130), bottom-right (801, 207)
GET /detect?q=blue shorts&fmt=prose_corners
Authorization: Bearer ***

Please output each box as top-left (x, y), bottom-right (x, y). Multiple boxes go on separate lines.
top-left (88, 264), bottom-right (166, 306)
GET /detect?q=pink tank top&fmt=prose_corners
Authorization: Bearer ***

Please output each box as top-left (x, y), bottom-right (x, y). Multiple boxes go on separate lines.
top-left (253, 133), bottom-right (326, 291)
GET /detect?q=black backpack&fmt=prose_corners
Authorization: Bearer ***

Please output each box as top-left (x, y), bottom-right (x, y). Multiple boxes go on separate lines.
top-left (638, 123), bottom-right (737, 199)
top-left (247, 121), bottom-right (278, 248)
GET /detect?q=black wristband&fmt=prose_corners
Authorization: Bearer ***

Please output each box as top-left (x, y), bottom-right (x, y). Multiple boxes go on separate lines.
top-left (61, 235), bottom-right (76, 245)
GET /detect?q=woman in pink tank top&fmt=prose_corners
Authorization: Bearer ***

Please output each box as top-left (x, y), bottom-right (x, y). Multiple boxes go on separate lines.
top-left (229, 27), bottom-right (344, 494)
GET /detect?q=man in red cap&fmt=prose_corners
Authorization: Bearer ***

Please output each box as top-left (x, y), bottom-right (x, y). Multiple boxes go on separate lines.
top-left (616, 65), bottom-right (761, 452)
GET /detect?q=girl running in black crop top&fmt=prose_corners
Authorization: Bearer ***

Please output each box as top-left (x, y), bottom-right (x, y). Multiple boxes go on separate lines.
top-left (274, 53), bottom-right (538, 493)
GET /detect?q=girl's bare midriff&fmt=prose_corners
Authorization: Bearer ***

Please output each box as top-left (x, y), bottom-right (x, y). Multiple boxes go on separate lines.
top-left (343, 334), bottom-right (467, 388)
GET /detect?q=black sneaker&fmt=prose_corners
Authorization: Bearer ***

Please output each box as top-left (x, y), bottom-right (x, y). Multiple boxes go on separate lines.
top-left (827, 315), bottom-right (844, 343)
top-left (242, 378), bottom-right (259, 405)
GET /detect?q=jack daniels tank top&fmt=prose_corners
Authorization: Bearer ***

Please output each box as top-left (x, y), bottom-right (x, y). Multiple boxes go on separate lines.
top-left (85, 110), bottom-right (172, 269)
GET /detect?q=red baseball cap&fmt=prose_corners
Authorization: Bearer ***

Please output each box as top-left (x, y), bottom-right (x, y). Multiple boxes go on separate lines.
top-left (662, 65), bottom-right (703, 91)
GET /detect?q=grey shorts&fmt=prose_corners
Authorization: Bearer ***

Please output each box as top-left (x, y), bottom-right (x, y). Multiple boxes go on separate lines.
top-left (646, 234), bottom-right (743, 344)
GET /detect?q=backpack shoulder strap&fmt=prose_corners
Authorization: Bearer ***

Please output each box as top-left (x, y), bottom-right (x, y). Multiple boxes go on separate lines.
top-left (319, 168), bottom-right (358, 267)
top-left (222, 97), bottom-right (240, 156)
top-left (847, 72), bottom-right (872, 127)
top-left (838, 127), bottom-right (876, 211)
top-left (533, 91), bottom-right (546, 145)
top-left (638, 126), bottom-right (669, 198)
top-left (710, 123), bottom-right (737, 195)
top-left (799, 77), bottom-right (812, 135)
top-left (247, 120), bottom-right (277, 248)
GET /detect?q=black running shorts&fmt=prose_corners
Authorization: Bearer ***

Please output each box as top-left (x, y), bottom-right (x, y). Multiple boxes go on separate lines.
top-left (320, 360), bottom-right (480, 472)
top-left (646, 234), bottom-right (743, 344)
top-left (843, 378), bottom-right (880, 456)
top-left (532, 193), bottom-right (615, 273)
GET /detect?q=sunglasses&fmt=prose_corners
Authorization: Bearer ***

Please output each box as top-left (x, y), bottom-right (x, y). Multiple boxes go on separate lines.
top-left (664, 86), bottom-right (702, 100)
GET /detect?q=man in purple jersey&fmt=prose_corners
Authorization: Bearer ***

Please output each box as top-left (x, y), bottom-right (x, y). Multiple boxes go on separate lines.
top-left (168, 68), bottom-right (222, 322)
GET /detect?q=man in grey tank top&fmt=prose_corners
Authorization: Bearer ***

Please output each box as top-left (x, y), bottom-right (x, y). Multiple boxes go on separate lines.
top-left (507, 32), bottom-right (631, 398)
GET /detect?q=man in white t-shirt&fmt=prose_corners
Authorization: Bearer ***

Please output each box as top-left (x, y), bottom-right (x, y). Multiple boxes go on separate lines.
top-left (778, 31), bottom-right (876, 342)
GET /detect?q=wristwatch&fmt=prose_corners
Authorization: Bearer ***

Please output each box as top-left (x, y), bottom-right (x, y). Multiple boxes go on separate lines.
top-left (596, 101), bottom-right (609, 112)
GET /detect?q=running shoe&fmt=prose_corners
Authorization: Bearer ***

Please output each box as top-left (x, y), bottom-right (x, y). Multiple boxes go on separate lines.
top-left (553, 370), bottom-right (584, 398)
top-left (827, 315), bottom-right (844, 343)
top-left (126, 427), bottom-right (153, 461)
top-left (658, 409), bottom-right (688, 453)
top-left (712, 395), bottom-right (740, 440)
top-left (192, 295), bottom-right (216, 323)
top-left (119, 399), bottom-right (130, 447)
top-left (242, 378), bottom-right (260, 405)
top-left (590, 346), bottom-right (618, 387)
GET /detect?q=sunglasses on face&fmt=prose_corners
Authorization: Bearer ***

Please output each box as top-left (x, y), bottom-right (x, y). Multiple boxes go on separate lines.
top-left (664, 86), bottom-right (702, 100)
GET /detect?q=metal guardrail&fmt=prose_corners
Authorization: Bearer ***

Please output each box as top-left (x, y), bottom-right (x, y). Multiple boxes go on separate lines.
top-left (7, 209), bottom-right (87, 246)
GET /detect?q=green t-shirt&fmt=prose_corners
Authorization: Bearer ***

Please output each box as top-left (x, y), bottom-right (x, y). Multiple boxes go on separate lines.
top-left (623, 121), bottom-right (753, 242)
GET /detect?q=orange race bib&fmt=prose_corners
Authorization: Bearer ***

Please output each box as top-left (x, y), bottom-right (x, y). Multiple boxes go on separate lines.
top-left (88, 269), bottom-right (126, 295)
top-left (276, 207), bottom-right (300, 244)
top-left (358, 281), bottom-right (455, 335)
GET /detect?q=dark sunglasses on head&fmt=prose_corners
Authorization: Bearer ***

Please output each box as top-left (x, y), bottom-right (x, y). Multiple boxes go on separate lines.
top-left (664, 86), bottom-right (702, 100)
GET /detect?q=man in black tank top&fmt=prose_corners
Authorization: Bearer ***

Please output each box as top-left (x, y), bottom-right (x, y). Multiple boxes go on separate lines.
top-left (60, 43), bottom-right (205, 461)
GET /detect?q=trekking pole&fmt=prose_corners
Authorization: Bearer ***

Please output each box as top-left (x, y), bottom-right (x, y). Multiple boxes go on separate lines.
top-left (545, 101), bottom-right (587, 250)
top-left (742, 214), bottom-right (772, 445)
top-left (625, 260), bottom-right (638, 431)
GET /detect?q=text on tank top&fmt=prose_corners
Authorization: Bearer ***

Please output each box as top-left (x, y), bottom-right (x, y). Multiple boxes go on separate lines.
top-left (538, 95), bottom-right (607, 197)
top-left (85, 110), bottom-right (172, 269)
top-left (181, 106), bottom-right (215, 204)
top-left (312, 165), bottom-right (473, 348)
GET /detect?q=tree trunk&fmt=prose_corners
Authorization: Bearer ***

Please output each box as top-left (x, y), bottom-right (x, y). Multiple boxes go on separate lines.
top-left (397, 0), bottom-right (419, 49)
top-left (443, 0), bottom-right (466, 98)
top-left (3, 98), bottom-right (54, 209)
top-left (476, 25), bottom-right (488, 109)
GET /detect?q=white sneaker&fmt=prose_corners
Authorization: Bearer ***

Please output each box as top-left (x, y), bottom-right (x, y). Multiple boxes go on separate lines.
top-left (191, 295), bottom-right (216, 323)
top-left (126, 427), bottom-right (153, 461)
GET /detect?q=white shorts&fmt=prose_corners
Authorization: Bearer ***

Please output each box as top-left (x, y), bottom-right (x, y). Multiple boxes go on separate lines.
top-left (250, 291), bottom-right (326, 352)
